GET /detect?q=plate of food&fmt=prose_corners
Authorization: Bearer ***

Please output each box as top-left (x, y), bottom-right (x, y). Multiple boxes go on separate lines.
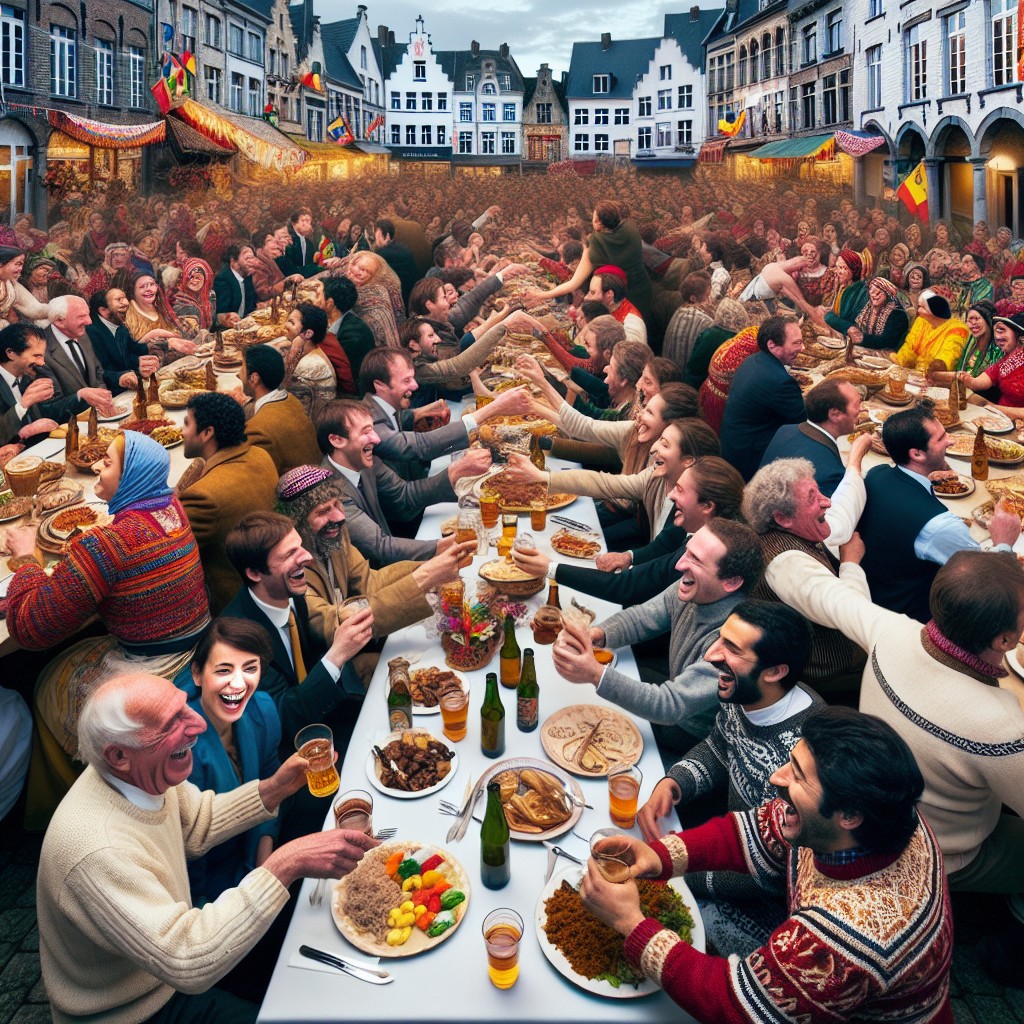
top-left (478, 558), bottom-right (545, 597)
top-left (473, 469), bottom-right (576, 513)
top-left (96, 403), bottom-right (132, 423)
top-left (928, 471), bottom-right (975, 499)
top-left (408, 666), bottom-right (464, 715)
top-left (37, 480), bottom-right (84, 516)
top-left (970, 409), bottom-right (1015, 435)
top-left (868, 408), bottom-right (895, 424)
top-left (158, 386), bottom-right (202, 409)
top-left (551, 528), bottom-right (602, 560)
top-left (857, 355), bottom-right (891, 370)
top-left (972, 492), bottom-right (1024, 529)
top-left (472, 757), bottom-right (585, 841)
top-left (332, 841), bottom-right (469, 957)
top-left (537, 867), bottom-right (703, 997)
top-left (365, 729), bottom-right (458, 798)
top-left (0, 493), bottom-right (33, 522)
top-left (946, 433), bottom-right (1024, 466)
top-left (541, 705), bottom-right (644, 777)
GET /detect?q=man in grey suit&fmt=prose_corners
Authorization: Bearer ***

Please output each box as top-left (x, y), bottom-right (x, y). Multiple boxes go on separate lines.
top-left (43, 295), bottom-right (116, 416)
top-left (316, 398), bottom-right (492, 568)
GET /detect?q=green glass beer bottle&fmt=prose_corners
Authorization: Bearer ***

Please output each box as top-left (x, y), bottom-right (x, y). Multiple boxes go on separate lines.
top-left (499, 613), bottom-right (521, 689)
top-left (480, 672), bottom-right (506, 758)
top-left (480, 780), bottom-right (511, 889)
top-left (516, 648), bottom-right (539, 732)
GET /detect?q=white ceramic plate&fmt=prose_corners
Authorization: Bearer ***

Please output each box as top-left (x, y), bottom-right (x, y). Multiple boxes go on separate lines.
top-left (929, 474), bottom-right (976, 499)
top-left (1005, 647), bottom-right (1024, 679)
top-left (535, 866), bottom-right (705, 998)
top-left (96, 404), bottom-right (132, 423)
top-left (970, 410), bottom-right (1015, 435)
top-left (364, 730), bottom-right (459, 800)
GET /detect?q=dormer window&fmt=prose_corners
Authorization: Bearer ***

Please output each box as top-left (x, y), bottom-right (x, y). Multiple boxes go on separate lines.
top-left (593, 74), bottom-right (610, 93)
top-left (482, 82), bottom-right (496, 94)
top-left (465, 73), bottom-right (475, 89)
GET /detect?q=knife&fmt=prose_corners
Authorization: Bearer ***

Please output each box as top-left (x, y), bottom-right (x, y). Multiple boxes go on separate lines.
top-left (299, 945), bottom-right (393, 984)
top-left (542, 840), bottom-right (584, 883)
top-left (446, 771), bottom-right (486, 844)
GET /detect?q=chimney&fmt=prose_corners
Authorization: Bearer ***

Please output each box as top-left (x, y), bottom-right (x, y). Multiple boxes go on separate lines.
top-left (690, 5), bottom-right (699, 20)
top-left (471, 40), bottom-right (480, 57)
top-left (601, 32), bottom-right (611, 50)
top-left (388, 29), bottom-right (395, 46)
top-left (499, 42), bottom-right (509, 59)
top-left (377, 23), bottom-right (388, 47)
top-left (357, 4), bottom-right (367, 17)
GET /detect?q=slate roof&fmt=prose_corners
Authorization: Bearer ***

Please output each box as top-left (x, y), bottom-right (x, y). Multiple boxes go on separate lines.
top-left (565, 37), bottom-right (660, 100)
top-left (288, 0), bottom-right (316, 65)
top-left (378, 41), bottom-right (409, 79)
top-left (321, 22), bottom-right (365, 90)
top-left (324, 16), bottom-right (359, 54)
top-left (705, 0), bottom-right (787, 45)
top-left (434, 49), bottom-right (525, 92)
top-left (664, 8), bottom-right (725, 68)
top-left (227, 0), bottom-right (273, 22)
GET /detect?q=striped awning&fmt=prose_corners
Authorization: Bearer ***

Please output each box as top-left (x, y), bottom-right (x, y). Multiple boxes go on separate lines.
top-left (748, 133), bottom-right (835, 160)
top-left (47, 110), bottom-right (166, 149)
top-left (174, 99), bottom-right (305, 170)
top-left (834, 129), bottom-right (886, 156)
top-left (698, 138), bottom-right (728, 164)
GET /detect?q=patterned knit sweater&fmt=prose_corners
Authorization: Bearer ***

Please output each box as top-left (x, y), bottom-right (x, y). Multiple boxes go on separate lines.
top-left (7, 497), bottom-right (209, 651)
top-left (626, 801), bottom-right (953, 1023)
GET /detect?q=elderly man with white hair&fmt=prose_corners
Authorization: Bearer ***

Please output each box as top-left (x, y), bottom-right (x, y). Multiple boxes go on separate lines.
top-left (42, 293), bottom-right (116, 416)
top-left (37, 671), bottom-right (376, 1024)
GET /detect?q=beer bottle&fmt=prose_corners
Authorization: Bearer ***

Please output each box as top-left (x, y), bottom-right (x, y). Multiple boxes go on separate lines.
top-left (516, 648), bottom-right (539, 732)
top-left (499, 613), bottom-right (521, 689)
top-left (546, 578), bottom-right (562, 610)
top-left (386, 657), bottom-right (413, 732)
top-left (148, 373), bottom-right (160, 406)
top-left (972, 425), bottom-right (989, 482)
top-left (480, 672), bottom-right (506, 758)
top-left (529, 432), bottom-right (546, 471)
top-left (66, 409), bottom-right (79, 456)
top-left (480, 780), bottom-right (510, 889)
top-left (87, 406), bottom-right (98, 441)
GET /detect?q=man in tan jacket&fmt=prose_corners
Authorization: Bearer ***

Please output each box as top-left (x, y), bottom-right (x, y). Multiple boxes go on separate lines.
top-left (179, 392), bottom-right (278, 612)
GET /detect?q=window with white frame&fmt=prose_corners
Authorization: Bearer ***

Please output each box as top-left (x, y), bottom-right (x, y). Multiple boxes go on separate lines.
top-left (659, 64), bottom-right (671, 80)
top-left (537, 102), bottom-right (552, 123)
top-left (247, 32), bottom-right (262, 64)
top-left (499, 73), bottom-right (511, 89)
top-left (229, 72), bottom-right (243, 111)
top-left (390, 124), bottom-right (400, 144)
top-left (946, 11), bottom-right (966, 94)
top-left (482, 82), bottom-right (496, 95)
top-left (657, 88), bottom-right (671, 109)
top-left (414, 60), bottom-right (426, 81)
top-left (482, 102), bottom-right (496, 121)
top-left (247, 78), bottom-right (261, 116)
top-left (360, 46), bottom-right (367, 70)
top-left (774, 29), bottom-right (785, 76)
top-left (501, 131), bottom-right (515, 154)
top-left (802, 24), bottom-right (816, 64)
top-left (503, 102), bottom-right (515, 121)
top-left (868, 0), bottom-right (883, 16)
top-left (128, 46), bottom-right (145, 107)
top-left (228, 23), bottom-right (243, 55)
top-left (992, 0), bottom-right (1018, 85)
top-left (614, 107), bottom-right (629, 124)
top-left (181, 7), bottom-right (196, 52)
top-left (459, 132), bottom-right (472, 154)
top-left (94, 39), bottom-right (113, 105)
top-left (905, 23), bottom-right (927, 100)
top-left (307, 107), bottom-right (324, 140)
top-left (592, 74), bottom-right (609, 93)
top-left (761, 34), bottom-right (772, 78)
top-left (49, 25), bottom-right (76, 97)
top-left (391, 91), bottom-right (400, 109)
top-left (594, 108), bottom-right (608, 124)
top-left (465, 74), bottom-right (475, 89)
top-left (574, 108), bottom-right (589, 125)
top-left (826, 10), bottom-right (843, 53)
top-left (406, 92), bottom-right (416, 109)
top-left (204, 66), bottom-right (221, 103)
top-left (406, 124), bottom-right (415, 144)
top-left (638, 96), bottom-right (651, 116)
top-left (594, 133), bottom-right (609, 151)
top-left (801, 82), bottom-right (815, 126)
top-left (204, 14), bottom-right (221, 47)
top-left (422, 92), bottom-right (432, 110)
top-left (839, 68), bottom-right (851, 120)
top-left (677, 119), bottom-right (692, 144)
top-left (460, 102), bottom-right (472, 121)
top-left (438, 92), bottom-right (448, 110)
top-left (421, 125), bottom-right (432, 145)
top-left (678, 84), bottom-right (692, 108)
top-left (656, 122), bottom-right (671, 147)
top-left (0, 6), bottom-right (24, 88)
top-left (481, 131), bottom-right (495, 154)
top-left (822, 73), bottom-right (837, 123)
top-left (637, 126), bottom-right (651, 148)
top-left (866, 44), bottom-right (882, 106)
top-left (574, 134), bottom-right (590, 151)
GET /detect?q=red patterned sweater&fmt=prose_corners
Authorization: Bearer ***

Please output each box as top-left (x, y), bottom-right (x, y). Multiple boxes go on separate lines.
top-left (7, 498), bottom-right (210, 651)
top-left (626, 800), bottom-right (953, 1023)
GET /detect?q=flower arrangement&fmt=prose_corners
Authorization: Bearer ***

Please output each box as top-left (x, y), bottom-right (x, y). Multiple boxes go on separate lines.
top-left (43, 163), bottom-right (87, 194)
top-left (439, 600), bottom-right (501, 671)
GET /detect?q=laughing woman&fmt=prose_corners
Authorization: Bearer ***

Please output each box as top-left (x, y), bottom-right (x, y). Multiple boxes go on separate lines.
top-left (175, 617), bottom-right (282, 905)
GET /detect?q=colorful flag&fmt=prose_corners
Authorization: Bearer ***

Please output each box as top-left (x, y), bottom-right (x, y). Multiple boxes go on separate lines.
top-left (366, 114), bottom-right (385, 138)
top-left (162, 23), bottom-right (174, 50)
top-left (314, 235), bottom-right (336, 265)
top-left (180, 50), bottom-right (197, 75)
top-left (327, 115), bottom-right (354, 145)
top-left (151, 77), bottom-right (173, 114)
top-left (897, 161), bottom-right (929, 223)
top-left (161, 52), bottom-right (173, 79)
top-left (718, 110), bottom-right (746, 137)
top-left (300, 70), bottom-right (323, 91)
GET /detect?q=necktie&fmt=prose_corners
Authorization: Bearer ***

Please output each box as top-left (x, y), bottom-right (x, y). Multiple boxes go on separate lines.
top-left (286, 609), bottom-right (307, 683)
top-left (67, 340), bottom-right (88, 380)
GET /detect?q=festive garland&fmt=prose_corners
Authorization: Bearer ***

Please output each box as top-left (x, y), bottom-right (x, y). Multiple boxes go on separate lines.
top-left (46, 110), bottom-right (166, 149)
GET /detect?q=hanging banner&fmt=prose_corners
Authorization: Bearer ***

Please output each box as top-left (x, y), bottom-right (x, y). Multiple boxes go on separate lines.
top-left (897, 161), bottom-right (929, 223)
top-left (834, 130), bottom-right (885, 157)
top-left (47, 110), bottom-right (166, 148)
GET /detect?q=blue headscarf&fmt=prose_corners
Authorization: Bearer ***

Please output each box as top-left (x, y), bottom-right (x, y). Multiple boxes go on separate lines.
top-left (106, 430), bottom-right (174, 515)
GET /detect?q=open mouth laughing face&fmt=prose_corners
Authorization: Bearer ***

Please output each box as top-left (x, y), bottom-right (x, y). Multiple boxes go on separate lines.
top-left (196, 641), bottom-right (261, 735)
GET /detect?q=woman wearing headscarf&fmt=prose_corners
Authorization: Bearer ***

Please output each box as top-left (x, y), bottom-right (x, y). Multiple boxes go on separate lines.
top-left (846, 277), bottom-right (910, 351)
top-left (954, 300), bottom-right (1000, 376)
top-left (823, 249), bottom-right (869, 336)
top-left (955, 311), bottom-right (1024, 415)
top-left (683, 296), bottom-right (749, 389)
top-left (698, 323), bottom-right (761, 434)
top-left (168, 256), bottom-right (215, 332)
top-left (4, 431), bottom-right (211, 826)
top-left (0, 247), bottom-right (50, 329)
top-left (879, 242), bottom-right (911, 289)
top-left (892, 290), bottom-right (969, 371)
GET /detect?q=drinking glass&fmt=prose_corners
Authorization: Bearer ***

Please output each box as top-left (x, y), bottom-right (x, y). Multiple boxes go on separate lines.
top-left (439, 688), bottom-right (470, 742)
top-left (338, 596), bottom-right (370, 622)
top-left (590, 828), bottom-right (636, 883)
top-left (479, 489), bottom-right (500, 529)
top-left (608, 762), bottom-right (643, 829)
top-left (529, 498), bottom-right (547, 531)
top-left (483, 908), bottom-right (523, 989)
top-left (295, 723), bottom-right (340, 797)
top-left (333, 789), bottom-right (373, 835)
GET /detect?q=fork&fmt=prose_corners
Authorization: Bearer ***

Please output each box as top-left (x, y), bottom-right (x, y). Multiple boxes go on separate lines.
top-left (308, 828), bottom-right (398, 907)
top-left (437, 801), bottom-right (589, 844)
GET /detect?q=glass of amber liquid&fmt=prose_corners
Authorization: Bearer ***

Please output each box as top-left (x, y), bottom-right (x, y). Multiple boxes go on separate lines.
top-left (479, 489), bottom-right (500, 529)
top-left (333, 789), bottom-right (373, 835)
top-left (590, 828), bottom-right (636, 883)
top-left (529, 498), bottom-right (547, 531)
top-left (483, 909), bottom-right (523, 989)
top-left (501, 511), bottom-right (517, 539)
top-left (456, 512), bottom-right (478, 568)
top-left (440, 687), bottom-right (470, 742)
top-left (4, 454), bottom-right (43, 497)
top-left (295, 723), bottom-right (340, 797)
top-left (608, 762), bottom-right (643, 829)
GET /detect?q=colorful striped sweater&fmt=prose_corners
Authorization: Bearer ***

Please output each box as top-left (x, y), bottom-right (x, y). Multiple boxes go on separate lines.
top-left (7, 497), bottom-right (209, 651)
top-left (627, 800), bottom-right (953, 1024)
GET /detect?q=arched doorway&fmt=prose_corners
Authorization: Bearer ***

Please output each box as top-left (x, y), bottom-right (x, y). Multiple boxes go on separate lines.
top-left (976, 110), bottom-right (1024, 236)
top-left (930, 118), bottom-right (973, 233)
top-left (0, 119), bottom-right (35, 225)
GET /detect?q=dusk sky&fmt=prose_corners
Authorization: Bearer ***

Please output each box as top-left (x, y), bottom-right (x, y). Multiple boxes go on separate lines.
top-left (316, 1), bottom-right (680, 80)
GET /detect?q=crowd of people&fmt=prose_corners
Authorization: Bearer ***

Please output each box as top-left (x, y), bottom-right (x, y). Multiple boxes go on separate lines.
top-left (0, 165), bottom-right (1022, 1022)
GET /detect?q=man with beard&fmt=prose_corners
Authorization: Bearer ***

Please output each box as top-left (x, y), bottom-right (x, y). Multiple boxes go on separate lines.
top-left (856, 404), bottom-right (1020, 621)
top-left (551, 518), bottom-right (764, 760)
top-left (274, 464), bottom-right (473, 680)
top-left (579, 707), bottom-right (952, 1024)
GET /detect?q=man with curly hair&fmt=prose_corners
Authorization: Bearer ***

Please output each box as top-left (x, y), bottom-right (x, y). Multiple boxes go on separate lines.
top-left (179, 391), bottom-right (278, 612)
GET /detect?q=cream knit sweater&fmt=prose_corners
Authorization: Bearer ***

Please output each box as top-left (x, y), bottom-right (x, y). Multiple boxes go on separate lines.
top-left (38, 767), bottom-right (289, 1024)
top-left (773, 552), bottom-right (1024, 873)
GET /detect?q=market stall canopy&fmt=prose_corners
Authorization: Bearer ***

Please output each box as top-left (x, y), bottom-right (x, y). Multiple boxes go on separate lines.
top-left (698, 138), bottom-right (728, 164)
top-left (351, 140), bottom-right (391, 156)
top-left (166, 115), bottom-right (236, 157)
top-left (174, 99), bottom-right (305, 170)
top-left (749, 133), bottom-right (835, 160)
top-left (285, 134), bottom-right (360, 161)
top-left (834, 130), bottom-right (886, 156)
top-left (46, 111), bottom-right (166, 148)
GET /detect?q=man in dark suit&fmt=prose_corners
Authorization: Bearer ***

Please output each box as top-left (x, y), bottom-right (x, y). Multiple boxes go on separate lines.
top-left (321, 276), bottom-right (373, 395)
top-left (373, 218), bottom-right (419, 306)
top-left (85, 287), bottom-right (161, 392)
top-left (221, 509), bottom-right (373, 840)
top-left (758, 379), bottom-right (861, 497)
top-left (285, 207), bottom-right (325, 279)
top-left (719, 315), bottom-right (807, 481)
top-left (0, 323), bottom-right (57, 444)
top-left (214, 243), bottom-right (259, 328)
top-left (43, 295), bottom-right (116, 417)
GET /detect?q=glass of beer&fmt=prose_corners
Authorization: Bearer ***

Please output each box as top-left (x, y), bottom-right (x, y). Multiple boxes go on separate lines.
top-left (608, 762), bottom-right (643, 829)
top-left (889, 365), bottom-right (909, 397)
top-left (483, 908), bottom-right (523, 989)
top-left (529, 497), bottom-right (547, 531)
top-left (439, 687), bottom-right (469, 742)
top-left (497, 534), bottom-right (514, 559)
top-left (333, 789), bottom-right (373, 835)
top-left (456, 512), bottom-right (478, 568)
top-left (501, 511), bottom-right (517, 539)
top-left (338, 596), bottom-right (370, 622)
top-left (295, 723), bottom-right (340, 798)
top-left (4, 454), bottom-right (43, 497)
top-left (479, 489), bottom-right (499, 529)
top-left (439, 578), bottom-right (465, 617)
top-left (590, 828), bottom-right (636, 883)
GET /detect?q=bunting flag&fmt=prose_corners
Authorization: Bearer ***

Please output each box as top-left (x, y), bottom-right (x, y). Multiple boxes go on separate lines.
top-left (314, 235), bottom-right (336, 265)
top-left (718, 110), bottom-right (746, 137)
top-left (162, 23), bottom-right (174, 50)
top-left (151, 77), bottom-right (173, 114)
top-left (300, 70), bottom-right (323, 92)
top-left (47, 109), bottom-right (167, 147)
top-left (327, 115), bottom-right (354, 145)
top-left (897, 161), bottom-right (929, 223)
top-left (180, 50), bottom-right (197, 75)
top-left (834, 129), bottom-right (885, 157)
top-left (366, 114), bottom-right (385, 138)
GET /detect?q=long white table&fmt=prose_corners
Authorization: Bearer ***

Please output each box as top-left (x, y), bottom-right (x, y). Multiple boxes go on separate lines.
top-left (258, 485), bottom-right (700, 1024)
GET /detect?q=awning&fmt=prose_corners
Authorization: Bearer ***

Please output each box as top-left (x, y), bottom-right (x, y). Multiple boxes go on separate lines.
top-left (632, 157), bottom-right (697, 168)
top-left (285, 134), bottom-right (359, 160)
top-left (166, 115), bottom-right (236, 156)
top-left (698, 138), bottom-right (728, 164)
top-left (748, 133), bottom-right (835, 160)
top-left (174, 99), bottom-right (305, 170)
top-left (352, 140), bottom-right (390, 155)
top-left (834, 129), bottom-right (886, 156)
top-left (47, 110), bottom-right (166, 148)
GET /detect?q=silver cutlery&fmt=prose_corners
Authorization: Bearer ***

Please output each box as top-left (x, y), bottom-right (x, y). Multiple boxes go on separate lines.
top-left (298, 945), bottom-right (393, 984)
top-left (438, 800), bottom-right (589, 843)
top-left (309, 829), bottom-right (397, 906)
top-left (542, 840), bottom-right (584, 883)
top-left (550, 515), bottom-right (595, 532)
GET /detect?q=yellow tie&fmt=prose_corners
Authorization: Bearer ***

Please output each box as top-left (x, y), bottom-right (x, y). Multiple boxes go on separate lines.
top-left (287, 609), bottom-right (307, 683)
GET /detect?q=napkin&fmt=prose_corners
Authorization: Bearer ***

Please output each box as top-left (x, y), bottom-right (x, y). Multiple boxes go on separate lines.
top-left (287, 948), bottom-right (383, 975)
